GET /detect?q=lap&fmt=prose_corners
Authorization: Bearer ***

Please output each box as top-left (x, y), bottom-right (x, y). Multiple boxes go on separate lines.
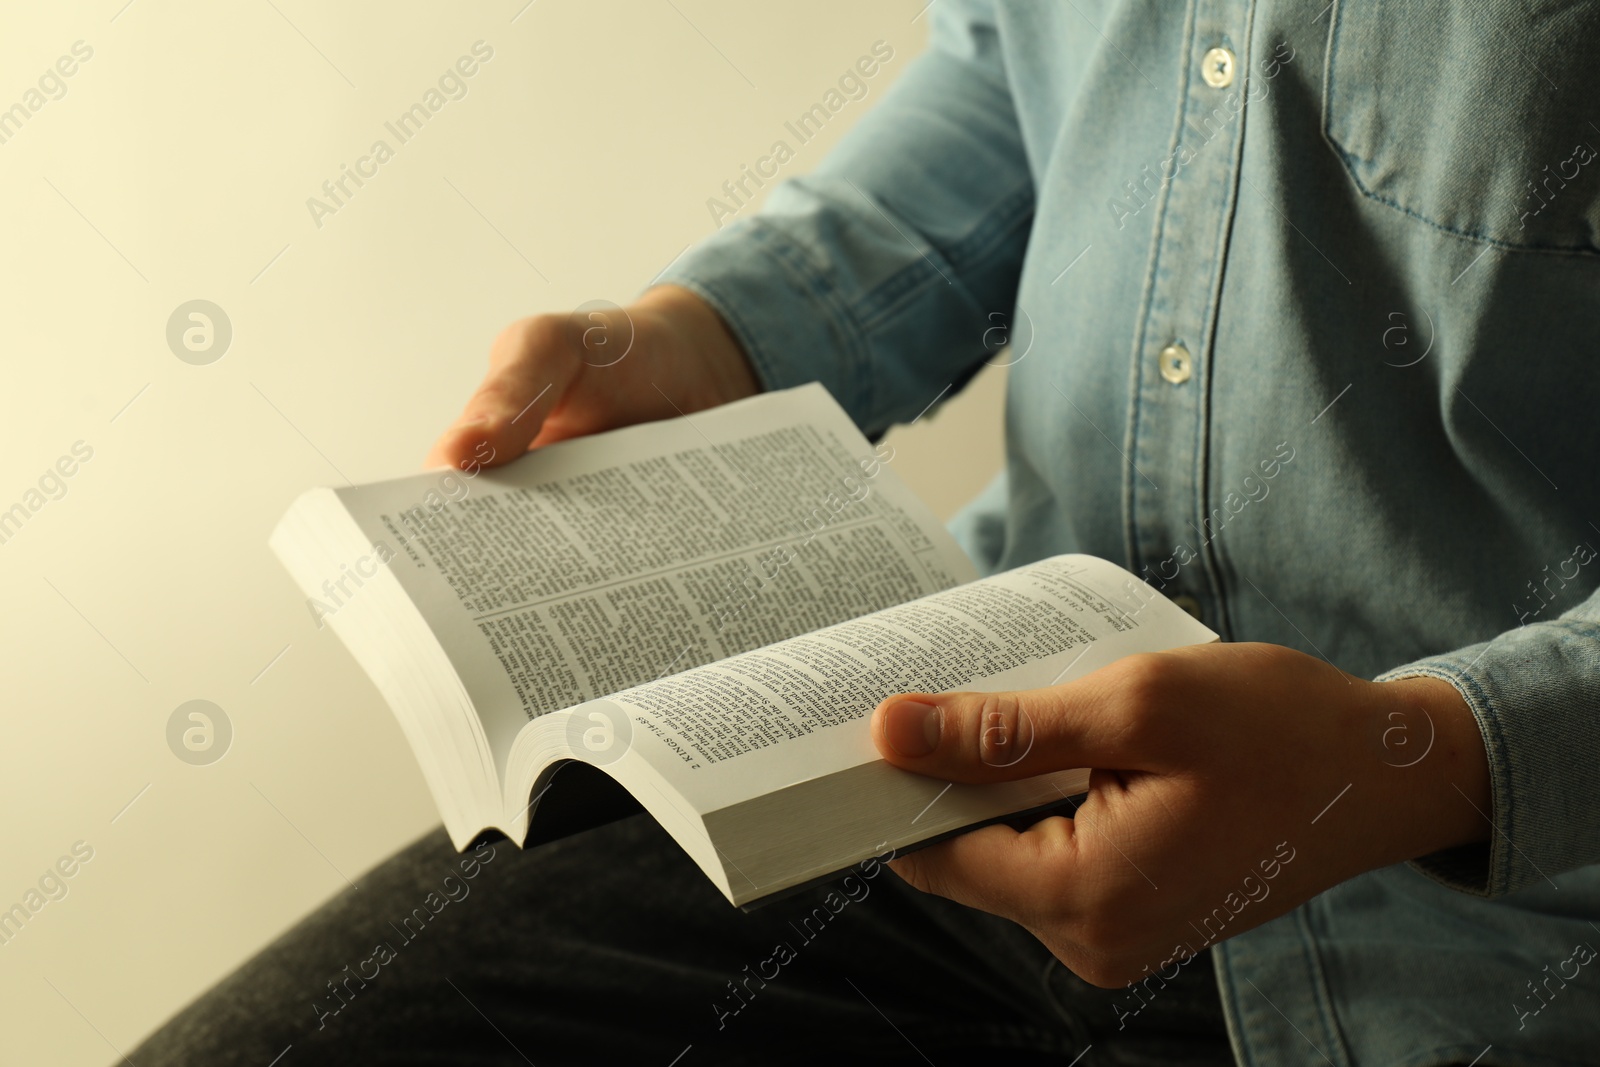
top-left (131, 814), bottom-right (1232, 1065)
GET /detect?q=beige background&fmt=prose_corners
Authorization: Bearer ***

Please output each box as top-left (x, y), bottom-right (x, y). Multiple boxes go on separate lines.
top-left (0, 3), bottom-right (1007, 1062)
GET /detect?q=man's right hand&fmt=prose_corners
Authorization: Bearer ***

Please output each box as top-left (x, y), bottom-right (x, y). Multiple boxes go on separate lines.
top-left (425, 284), bottom-right (761, 472)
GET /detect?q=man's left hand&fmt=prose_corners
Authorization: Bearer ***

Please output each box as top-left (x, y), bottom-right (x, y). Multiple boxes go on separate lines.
top-left (869, 642), bottom-right (1489, 987)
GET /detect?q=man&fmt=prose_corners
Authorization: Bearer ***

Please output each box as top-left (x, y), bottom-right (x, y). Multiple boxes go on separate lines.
top-left (135, 1), bottom-right (1600, 1063)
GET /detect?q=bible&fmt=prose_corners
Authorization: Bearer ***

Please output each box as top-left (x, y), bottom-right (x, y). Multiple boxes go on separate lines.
top-left (270, 384), bottom-right (1216, 907)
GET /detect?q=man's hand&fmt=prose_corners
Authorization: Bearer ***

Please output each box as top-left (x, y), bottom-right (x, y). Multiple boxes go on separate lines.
top-left (869, 642), bottom-right (1490, 987)
top-left (426, 285), bottom-right (760, 471)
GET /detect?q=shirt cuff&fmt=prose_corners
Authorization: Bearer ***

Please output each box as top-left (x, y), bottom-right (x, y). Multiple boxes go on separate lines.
top-left (1375, 617), bottom-right (1600, 897)
top-left (644, 214), bottom-right (874, 426)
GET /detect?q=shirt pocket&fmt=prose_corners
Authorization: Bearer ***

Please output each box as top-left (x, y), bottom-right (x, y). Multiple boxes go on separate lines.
top-left (1322, 0), bottom-right (1600, 255)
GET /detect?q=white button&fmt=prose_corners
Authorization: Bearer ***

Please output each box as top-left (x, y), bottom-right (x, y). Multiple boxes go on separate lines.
top-left (1158, 343), bottom-right (1192, 384)
top-left (1202, 46), bottom-right (1236, 88)
top-left (1171, 595), bottom-right (1203, 620)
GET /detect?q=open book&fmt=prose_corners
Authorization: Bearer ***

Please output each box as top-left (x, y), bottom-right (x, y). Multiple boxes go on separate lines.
top-left (271, 384), bottom-right (1216, 907)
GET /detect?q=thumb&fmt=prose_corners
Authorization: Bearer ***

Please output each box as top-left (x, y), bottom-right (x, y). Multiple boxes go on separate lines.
top-left (425, 314), bottom-right (589, 471)
top-left (871, 687), bottom-right (1138, 783)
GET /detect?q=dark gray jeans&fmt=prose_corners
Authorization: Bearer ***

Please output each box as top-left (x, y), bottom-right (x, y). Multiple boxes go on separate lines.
top-left (131, 814), bottom-right (1232, 1064)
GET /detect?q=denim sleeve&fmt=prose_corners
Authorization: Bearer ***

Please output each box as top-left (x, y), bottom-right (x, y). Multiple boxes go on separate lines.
top-left (648, 0), bottom-right (1033, 438)
top-left (1376, 591), bottom-right (1600, 897)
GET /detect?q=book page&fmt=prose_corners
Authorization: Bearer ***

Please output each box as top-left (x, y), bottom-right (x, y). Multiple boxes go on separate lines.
top-left (597, 554), bottom-right (1218, 811)
top-left (329, 384), bottom-right (975, 767)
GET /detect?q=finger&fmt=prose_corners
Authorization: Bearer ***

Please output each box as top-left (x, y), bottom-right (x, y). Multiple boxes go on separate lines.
top-left (425, 316), bottom-right (585, 470)
top-left (871, 665), bottom-right (1166, 783)
top-left (889, 816), bottom-right (1081, 925)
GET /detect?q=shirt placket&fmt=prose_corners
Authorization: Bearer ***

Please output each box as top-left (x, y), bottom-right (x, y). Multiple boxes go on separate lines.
top-left (1125, 0), bottom-right (1256, 638)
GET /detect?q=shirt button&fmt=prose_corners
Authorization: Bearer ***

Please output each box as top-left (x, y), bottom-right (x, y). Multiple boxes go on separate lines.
top-left (1171, 595), bottom-right (1204, 621)
top-left (1202, 46), bottom-right (1236, 88)
top-left (1158, 343), bottom-right (1192, 384)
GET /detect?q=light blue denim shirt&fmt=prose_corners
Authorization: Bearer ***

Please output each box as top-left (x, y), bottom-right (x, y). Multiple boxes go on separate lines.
top-left (656, 1), bottom-right (1600, 1062)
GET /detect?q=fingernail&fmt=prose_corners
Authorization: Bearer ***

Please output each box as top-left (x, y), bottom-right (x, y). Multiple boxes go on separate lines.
top-left (883, 699), bottom-right (941, 758)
